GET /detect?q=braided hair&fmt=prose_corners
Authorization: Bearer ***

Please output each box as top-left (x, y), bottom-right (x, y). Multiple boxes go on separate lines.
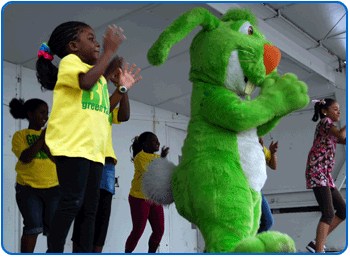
top-left (312, 98), bottom-right (335, 122)
top-left (9, 98), bottom-right (47, 120)
top-left (36, 21), bottom-right (90, 91)
top-left (130, 132), bottom-right (155, 162)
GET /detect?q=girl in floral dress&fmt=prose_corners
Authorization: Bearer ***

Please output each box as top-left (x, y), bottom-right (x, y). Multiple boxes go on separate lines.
top-left (305, 98), bottom-right (346, 253)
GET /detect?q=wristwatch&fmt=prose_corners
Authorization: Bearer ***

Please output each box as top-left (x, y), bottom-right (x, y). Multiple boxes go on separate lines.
top-left (118, 86), bottom-right (127, 94)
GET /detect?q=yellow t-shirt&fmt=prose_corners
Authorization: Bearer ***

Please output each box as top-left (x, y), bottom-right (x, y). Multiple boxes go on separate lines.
top-left (105, 108), bottom-right (122, 165)
top-left (263, 146), bottom-right (272, 166)
top-left (46, 54), bottom-right (110, 164)
top-left (12, 129), bottom-right (58, 188)
top-left (130, 151), bottom-right (160, 199)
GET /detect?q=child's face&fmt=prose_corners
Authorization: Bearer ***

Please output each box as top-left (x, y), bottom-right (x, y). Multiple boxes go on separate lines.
top-left (74, 27), bottom-right (100, 65)
top-left (28, 104), bottom-right (48, 128)
top-left (144, 135), bottom-right (160, 153)
top-left (324, 101), bottom-right (341, 122)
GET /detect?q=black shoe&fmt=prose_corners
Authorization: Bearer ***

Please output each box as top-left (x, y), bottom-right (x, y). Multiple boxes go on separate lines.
top-left (306, 240), bottom-right (326, 253)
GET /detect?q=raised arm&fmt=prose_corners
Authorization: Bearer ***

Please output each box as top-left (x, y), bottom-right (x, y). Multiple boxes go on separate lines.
top-left (199, 85), bottom-right (278, 133)
top-left (117, 93), bottom-right (130, 122)
top-left (79, 26), bottom-right (125, 90)
top-left (330, 125), bottom-right (346, 145)
top-left (267, 141), bottom-right (278, 170)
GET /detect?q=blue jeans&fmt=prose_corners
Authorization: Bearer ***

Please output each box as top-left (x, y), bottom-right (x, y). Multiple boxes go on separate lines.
top-left (100, 157), bottom-right (116, 195)
top-left (258, 192), bottom-right (274, 233)
top-left (15, 183), bottom-right (60, 236)
top-left (47, 157), bottom-right (103, 253)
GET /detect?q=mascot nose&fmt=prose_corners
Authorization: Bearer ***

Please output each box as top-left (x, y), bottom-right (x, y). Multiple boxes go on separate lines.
top-left (263, 44), bottom-right (281, 75)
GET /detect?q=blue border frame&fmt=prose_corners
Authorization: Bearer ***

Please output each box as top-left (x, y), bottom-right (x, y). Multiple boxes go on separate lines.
top-left (1, 0), bottom-right (348, 255)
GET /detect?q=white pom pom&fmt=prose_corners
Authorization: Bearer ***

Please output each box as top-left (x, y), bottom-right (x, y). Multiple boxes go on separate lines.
top-left (141, 158), bottom-right (176, 205)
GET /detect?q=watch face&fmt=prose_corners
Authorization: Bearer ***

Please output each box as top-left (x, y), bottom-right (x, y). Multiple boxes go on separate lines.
top-left (119, 86), bottom-right (127, 93)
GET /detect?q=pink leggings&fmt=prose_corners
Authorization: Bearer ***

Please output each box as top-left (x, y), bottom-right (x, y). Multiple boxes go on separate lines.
top-left (125, 194), bottom-right (164, 252)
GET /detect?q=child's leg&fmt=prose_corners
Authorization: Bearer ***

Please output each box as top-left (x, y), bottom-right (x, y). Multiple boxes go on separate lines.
top-left (71, 160), bottom-right (103, 253)
top-left (42, 185), bottom-right (60, 237)
top-left (15, 183), bottom-right (44, 253)
top-left (125, 195), bottom-right (151, 253)
top-left (327, 187), bottom-right (346, 235)
top-left (47, 157), bottom-right (94, 253)
top-left (147, 203), bottom-right (165, 253)
top-left (313, 186), bottom-right (334, 253)
top-left (258, 192), bottom-right (274, 233)
top-left (92, 189), bottom-right (113, 253)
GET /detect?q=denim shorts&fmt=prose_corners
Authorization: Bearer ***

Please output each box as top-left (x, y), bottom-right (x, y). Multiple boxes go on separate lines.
top-left (15, 183), bottom-right (60, 236)
top-left (100, 158), bottom-right (116, 195)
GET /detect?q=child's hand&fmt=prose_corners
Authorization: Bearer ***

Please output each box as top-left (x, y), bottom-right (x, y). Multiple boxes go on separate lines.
top-left (269, 141), bottom-right (278, 154)
top-left (161, 146), bottom-right (170, 158)
top-left (117, 63), bottom-right (143, 90)
top-left (105, 55), bottom-right (124, 81)
top-left (103, 25), bottom-right (126, 55)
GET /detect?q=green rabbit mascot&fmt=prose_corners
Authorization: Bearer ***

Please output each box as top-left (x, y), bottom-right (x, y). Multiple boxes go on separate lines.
top-left (142, 7), bottom-right (309, 253)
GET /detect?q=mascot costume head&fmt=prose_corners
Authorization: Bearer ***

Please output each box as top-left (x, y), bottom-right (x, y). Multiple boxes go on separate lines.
top-left (142, 7), bottom-right (309, 253)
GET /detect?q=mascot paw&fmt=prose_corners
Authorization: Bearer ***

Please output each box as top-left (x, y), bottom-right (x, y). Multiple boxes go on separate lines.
top-left (232, 231), bottom-right (296, 253)
top-left (270, 73), bottom-right (309, 115)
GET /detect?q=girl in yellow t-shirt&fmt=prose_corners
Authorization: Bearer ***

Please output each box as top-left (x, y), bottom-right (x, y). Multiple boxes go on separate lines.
top-left (125, 132), bottom-right (169, 253)
top-left (35, 21), bottom-right (142, 253)
top-left (10, 98), bottom-right (59, 253)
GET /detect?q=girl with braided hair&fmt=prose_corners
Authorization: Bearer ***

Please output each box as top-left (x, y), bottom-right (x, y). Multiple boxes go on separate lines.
top-left (305, 98), bottom-right (346, 253)
top-left (36, 21), bottom-right (142, 253)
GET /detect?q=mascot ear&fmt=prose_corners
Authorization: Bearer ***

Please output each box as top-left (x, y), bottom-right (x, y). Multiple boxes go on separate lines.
top-left (147, 7), bottom-right (220, 66)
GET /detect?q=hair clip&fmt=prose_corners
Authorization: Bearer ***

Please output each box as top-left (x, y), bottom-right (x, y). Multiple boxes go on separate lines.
top-left (38, 42), bottom-right (54, 61)
top-left (311, 99), bottom-right (326, 105)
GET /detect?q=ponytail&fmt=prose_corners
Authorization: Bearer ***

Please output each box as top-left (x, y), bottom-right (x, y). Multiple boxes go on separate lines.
top-left (36, 58), bottom-right (58, 91)
top-left (36, 21), bottom-right (90, 91)
top-left (9, 98), bottom-right (47, 120)
top-left (311, 98), bottom-right (335, 122)
top-left (130, 132), bottom-right (155, 162)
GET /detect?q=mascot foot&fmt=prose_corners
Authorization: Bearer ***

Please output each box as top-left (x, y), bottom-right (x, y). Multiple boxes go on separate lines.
top-left (232, 231), bottom-right (296, 253)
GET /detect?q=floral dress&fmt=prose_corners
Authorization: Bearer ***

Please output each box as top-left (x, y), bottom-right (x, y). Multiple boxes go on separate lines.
top-left (306, 118), bottom-right (338, 189)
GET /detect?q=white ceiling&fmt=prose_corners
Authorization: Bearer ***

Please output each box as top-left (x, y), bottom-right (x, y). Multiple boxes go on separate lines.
top-left (2, 2), bottom-right (347, 117)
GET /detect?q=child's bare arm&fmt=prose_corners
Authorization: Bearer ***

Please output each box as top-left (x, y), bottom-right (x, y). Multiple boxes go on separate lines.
top-left (117, 93), bottom-right (130, 122)
top-left (109, 63), bottom-right (142, 112)
top-left (330, 125), bottom-right (346, 145)
top-left (19, 129), bottom-right (46, 163)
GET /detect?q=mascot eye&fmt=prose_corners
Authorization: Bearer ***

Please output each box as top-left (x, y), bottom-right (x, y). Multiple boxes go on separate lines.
top-left (248, 26), bottom-right (253, 35)
top-left (238, 22), bottom-right (254, 36)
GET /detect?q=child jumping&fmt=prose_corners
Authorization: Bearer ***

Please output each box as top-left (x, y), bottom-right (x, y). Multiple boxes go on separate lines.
top-left (10, 98), bottom-right (60, 253)
top-left (36, 21), bottom-right (142, 253)
top-left (305, 98), bottom-right (346, 253)
top-left (125, 132), bottom-right (169, 253)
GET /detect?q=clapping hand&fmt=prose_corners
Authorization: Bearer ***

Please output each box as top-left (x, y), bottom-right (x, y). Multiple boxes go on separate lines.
top-left (114, 63), bottom-right (142, 90)
top-left (103, 25), bottom-right (126, 55)
top-left (269, 141), bottom-right (278, 154)
top-left (161, 146), bottom-right (170, 158)
top-left (105, 55), bottom-right (124, 81)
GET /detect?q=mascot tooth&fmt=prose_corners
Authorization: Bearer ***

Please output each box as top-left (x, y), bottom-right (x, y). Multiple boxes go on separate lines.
top-left (142, 7), bottom-right (309, 253)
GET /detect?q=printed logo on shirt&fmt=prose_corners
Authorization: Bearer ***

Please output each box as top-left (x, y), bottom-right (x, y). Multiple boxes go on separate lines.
top-left (26, 134), bottom-right (49, 159)
top-left (81, 79), bottom-right (110, 115)
top-left (109, 112), bottom-right (113, 126)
